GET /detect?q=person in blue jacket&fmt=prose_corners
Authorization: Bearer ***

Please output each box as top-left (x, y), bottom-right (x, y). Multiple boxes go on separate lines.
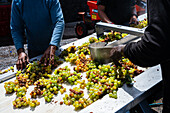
top-left (10, 0), bottom-right (65, 70)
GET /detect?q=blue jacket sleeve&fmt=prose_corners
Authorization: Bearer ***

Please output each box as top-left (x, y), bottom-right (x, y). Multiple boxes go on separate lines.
top-left (49, 0), bottom-right (65, 48)
top-left (10, 0), bottom-right (25, 50)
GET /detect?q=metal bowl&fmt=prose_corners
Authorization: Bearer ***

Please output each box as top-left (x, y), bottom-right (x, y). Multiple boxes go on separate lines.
top-left (89, 42), bottom-right (113, 64)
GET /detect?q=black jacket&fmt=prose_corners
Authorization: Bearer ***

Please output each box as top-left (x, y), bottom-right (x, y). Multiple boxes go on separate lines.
top-left (124, 0), bottom-right (170, 67)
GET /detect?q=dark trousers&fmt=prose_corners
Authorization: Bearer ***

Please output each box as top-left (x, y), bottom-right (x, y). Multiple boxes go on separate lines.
top-left (161, 59), bottom-right (170, 113)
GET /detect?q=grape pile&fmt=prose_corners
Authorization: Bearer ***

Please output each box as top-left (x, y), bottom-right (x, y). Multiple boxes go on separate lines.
top-left (4, 56), bottom-right (63, 108)
top-left (130, 18), bottom-right (148, 28)
top-left (3, 32), bottom-right (144, 110)
top-left (98, 31), bottom-right (128, 42)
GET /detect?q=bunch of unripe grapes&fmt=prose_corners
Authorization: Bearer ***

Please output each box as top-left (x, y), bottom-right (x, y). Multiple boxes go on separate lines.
top-left (13, 96), bottom-right (29, 108)
top-left (16, 86), bottom-right (27, 97)
top-left (86, 61), bottom-right (98, 70)
top-left (54, 66), bottom-right (82, 85)
top-left (59, 45), bottom-right (77, 58)
top-left (65, 53), bottom-right (78, 64)
top-left (88, 83), bottom-right (105, 101)
top-left (77, 42), bottom-right (90, 55)
top-left (130, 18), bottom-right (147, 28)
top-left (31, 77), bottom-right (63, 102)
top-left (76, 80), bottom-right (86, 89)
top-left (4, 81), bottom-right (28, 97)
top-left (67, 72), bottom-right (81, 85)
top-left (43, 90), bottom-right (55, 102)
top-left (63, 87), bottom-right (84, 106)
top-left (89, 37), bottom-right (98, 43)
top-left (98, 32), bottom-right (127, 42)
top-left (4, 81), bottom-right (16, 94)
top-left (74, 53), bottom-right (91, 72)
top-left (28, 99), bottom-right (40, 108)
top-left (73, 98), bottom-right (93, 110)
top-left (12, 96), bottom-right (40, 108)
top-left (86, 69), bottom-right (101, 83)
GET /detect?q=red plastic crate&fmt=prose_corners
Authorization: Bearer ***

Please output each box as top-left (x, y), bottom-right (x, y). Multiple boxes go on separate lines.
top-left (0, 21), bottom-right (11, 37)
top-left (87, 1), bottom-right (101, 21)
top-left (0, 4), bottom-right (11, 21)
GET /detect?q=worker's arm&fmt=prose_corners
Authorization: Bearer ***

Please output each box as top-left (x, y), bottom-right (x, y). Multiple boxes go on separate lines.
top-left (98, 5), bottom-right (113, 24)
top-left (10, 0), bottom-right (29, 70)
top-left (111, 0), bottom-right (170, 67)
top-left (40, 0), bottom-right (65, 66)
top-left (129, 5), bottom-right (138, 25)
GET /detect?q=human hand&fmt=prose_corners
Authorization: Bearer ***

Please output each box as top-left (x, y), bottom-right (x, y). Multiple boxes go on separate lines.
top-left (40, 45), bottom-right (57, 66)
top-left (17, 48), bottom-right (29, 70)
top-left (110, 45), bottom-right (125, 63)
top-left (129, 15), bottom-right (138, 25)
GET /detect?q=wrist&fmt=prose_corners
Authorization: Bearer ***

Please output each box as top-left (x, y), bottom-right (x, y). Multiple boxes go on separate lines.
top-left (49, 45), bottom-right (57, 55)
top-left (132, 14), bottom-right (138, 18)
top-left (17, 48), bottom-right (25, 55)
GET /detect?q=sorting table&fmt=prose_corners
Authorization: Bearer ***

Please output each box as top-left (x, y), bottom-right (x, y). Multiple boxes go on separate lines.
top-left (0, 33), bottom-right (162, 113)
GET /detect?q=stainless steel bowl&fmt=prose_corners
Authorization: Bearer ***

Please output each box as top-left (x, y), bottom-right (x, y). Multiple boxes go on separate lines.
top-left (89, 42), bottom-right (113, 64)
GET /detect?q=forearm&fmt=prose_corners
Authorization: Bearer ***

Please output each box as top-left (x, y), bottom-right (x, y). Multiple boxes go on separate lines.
top-left (11, 30), bottom-right (25, 51)
top-left (50, 19), bottom-right (65, 48)
top-left (49, 0), bottom-right (65, 48)
top-left (98, 10), bottom-right (112, 23)
top-left (131, 5), bottom-right (137, 17)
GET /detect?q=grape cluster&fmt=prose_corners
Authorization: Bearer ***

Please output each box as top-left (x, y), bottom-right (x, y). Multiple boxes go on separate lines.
top-left (65, 53), bottom-right (78, 64)
top-left (43, 91), bottom-right (54, 102)
top-left (16, 86), bottom-right (27, 97)
top-left (74, 53), bottom-right (91, 72)
top-left (59, 45), bottom-right (77, 58)
top-left (60, 88), bottom-right (66, 94)
top-left (77, 42), bottom-right (90, 55)
top-left (130, 18), bottom-right (147, 28)
top-left (31, 77), bottom-right (63, 102)
top-left (88, 83), bottom-right (105, 101)
top-left (12, 96), bottom-right (40, 108)
top-left (4, 81), bottom-right (16, 94)
top-left (77, 80), bottom-right (86, 89)
top-left (63, 87), bottom-right (84, 106)
top-left (4, 55), bottom-right (63, 107)
top-left (89, 37), bottom-right (98, 43)
top-left (73, 98), bottom-right (93, 110)
top-left (29, 99), bottom-right (40, 108)
top-left (98, 32), bottom-right (128, 43)
top-left (54, 66), bottom-right (82, 85)
top-left (13, 96), bottom-right (29, 108)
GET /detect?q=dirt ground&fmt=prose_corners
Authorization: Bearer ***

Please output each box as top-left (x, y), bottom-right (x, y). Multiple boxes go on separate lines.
top-left (0, 22), bottom-right (163, 113)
